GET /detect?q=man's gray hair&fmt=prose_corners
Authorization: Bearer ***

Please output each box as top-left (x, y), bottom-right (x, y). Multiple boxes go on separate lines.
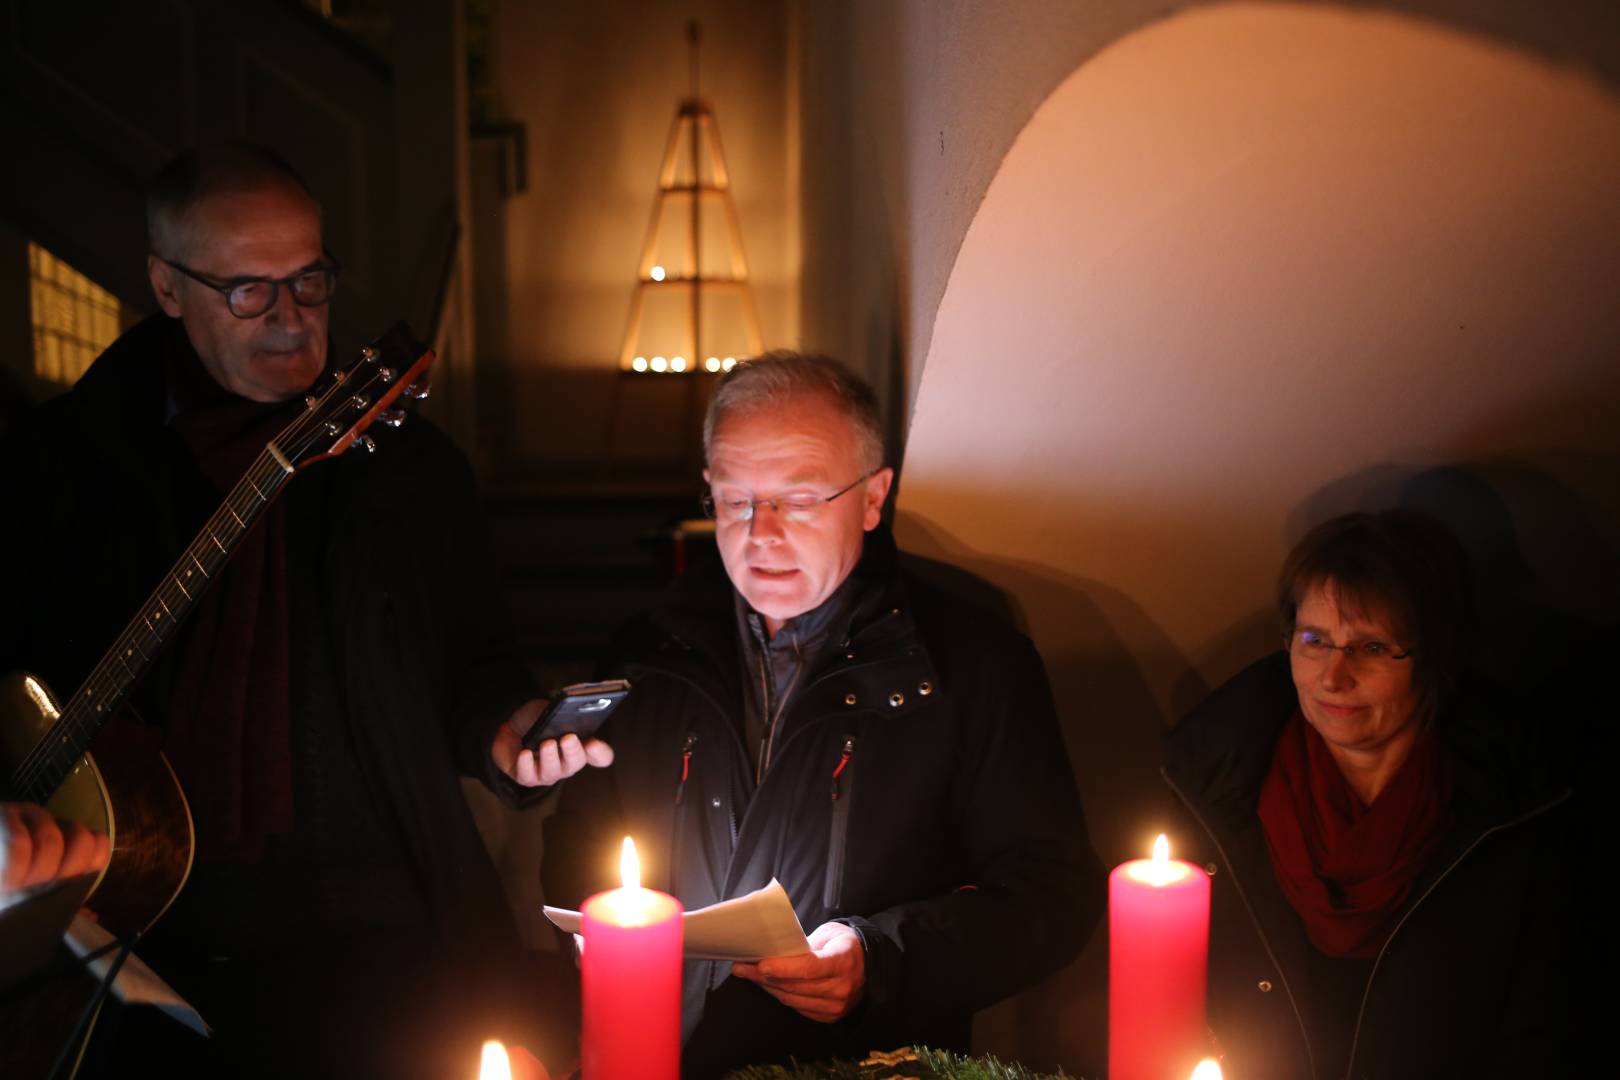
top-left (147, 142), bottom-right (320, 260)
top-left (703, 351), bottom-right (885, 472)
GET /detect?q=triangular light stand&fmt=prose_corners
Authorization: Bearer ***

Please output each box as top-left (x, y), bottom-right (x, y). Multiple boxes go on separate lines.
top-left (617, 22), bottom-right (763, 375)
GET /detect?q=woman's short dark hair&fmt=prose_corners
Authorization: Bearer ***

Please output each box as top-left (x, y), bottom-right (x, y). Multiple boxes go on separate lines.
top-left (1277, 509), bottom-right (1475, 722)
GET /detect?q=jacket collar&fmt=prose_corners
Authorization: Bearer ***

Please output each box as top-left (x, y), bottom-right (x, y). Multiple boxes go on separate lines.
top-left (72, 313), bottom-right (180, 421)
top-left (634, 526), bottom-right (938, 720)
top-left (649, 525), bottom-right (907, 657)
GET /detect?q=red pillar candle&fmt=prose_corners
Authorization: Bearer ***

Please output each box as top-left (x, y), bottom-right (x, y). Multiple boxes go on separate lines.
top-left (580, 838), bottom-right (683, 1080)
top-left (1109, 834), bottom-right (1211, 1080)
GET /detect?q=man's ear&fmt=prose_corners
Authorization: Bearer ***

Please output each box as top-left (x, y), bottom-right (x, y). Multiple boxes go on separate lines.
top-left (862, 467), bottom-right (894, 531)
top-left (147, 255), bottom-right (182, 318)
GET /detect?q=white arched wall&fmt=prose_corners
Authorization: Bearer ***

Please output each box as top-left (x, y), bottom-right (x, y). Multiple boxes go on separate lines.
top-left (893, 3), bottom-right (1620, 1071)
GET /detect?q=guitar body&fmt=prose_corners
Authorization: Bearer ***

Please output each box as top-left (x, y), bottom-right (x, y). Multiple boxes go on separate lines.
top-left (0, 673), bottom-right (194, 1080)
top-left (0, 671), bottom-right (194, 942)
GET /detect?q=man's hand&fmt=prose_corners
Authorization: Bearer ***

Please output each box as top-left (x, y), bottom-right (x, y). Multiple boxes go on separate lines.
top-left (731, 921), bottom-right (866, 1023)
top-left (491, 700), bottom-right (614, 787)
top-left (0, 802), bottom-right (111, 893)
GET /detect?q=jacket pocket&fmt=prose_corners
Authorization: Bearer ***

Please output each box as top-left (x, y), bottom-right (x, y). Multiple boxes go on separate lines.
top-left (668, 732), bottom-right (698, 892)
top-left (822, 735), bottom-right (857, 912)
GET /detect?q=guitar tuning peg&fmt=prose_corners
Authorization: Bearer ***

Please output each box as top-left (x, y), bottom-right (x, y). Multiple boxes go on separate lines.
top-left (380, 409), bottom-right (407, 428)
top-left (360, 346), bottom-right (377, 361)
top-left (352, 435), bottom-right (377, 453)
top-left (402, 382), bottom-right (431, 401)
top-left (378, 367), bottom-right (397, 383)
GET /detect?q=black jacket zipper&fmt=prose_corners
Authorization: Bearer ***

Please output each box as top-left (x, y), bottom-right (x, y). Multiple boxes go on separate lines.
top-left (823, 735), bottom-right (857, 912)
top-left (1343, 787), bottom-right (1571, 1077)
top-left (1168, 768), bottom-right (1573, 1080)
top-left (1164, 768), bottom-right (1319, 1080)
top-left (642, 613), bottom-right (907, 900)
top-left (668, 732), bottom-right (699, 893)
top-left (674, 732), bottom-right (699, 805)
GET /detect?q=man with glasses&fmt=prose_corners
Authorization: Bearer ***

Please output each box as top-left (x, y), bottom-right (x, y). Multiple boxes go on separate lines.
top-left (541, 352), bottom-right (1105, 1077)
top-left (0, 143), bottom-right (587, 1075)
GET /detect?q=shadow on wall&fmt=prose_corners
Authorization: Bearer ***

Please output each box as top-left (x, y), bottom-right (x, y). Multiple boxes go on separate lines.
top-left (895, 511), bottom-right (1205, 1077)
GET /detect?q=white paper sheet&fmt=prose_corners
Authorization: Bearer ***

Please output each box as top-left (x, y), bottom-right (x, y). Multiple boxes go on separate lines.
top-left (544, 878), bottom-right (810, 961)
top-left (65, 914), bottom-right (210, 1036)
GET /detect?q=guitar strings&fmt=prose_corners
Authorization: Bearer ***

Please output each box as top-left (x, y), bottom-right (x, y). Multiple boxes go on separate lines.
top-left (11, 353), bottom-right (412, 798)
top-left (10, 349), bottom-right (424, 802)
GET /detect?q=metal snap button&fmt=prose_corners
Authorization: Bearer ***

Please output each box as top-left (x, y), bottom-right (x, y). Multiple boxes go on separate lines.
top-left (888, 692), bottom-right (904, 707)
top-left (1205, 863), bottom-right (1218, 876)
top-left (710, 796), bottom-right (722, 809)
top-left (917, 681), bottom-right (933, 696)
top-left (1258, 980), bottom-right (1273, 993)
top-left (844, 693), bottom-right (858, 706)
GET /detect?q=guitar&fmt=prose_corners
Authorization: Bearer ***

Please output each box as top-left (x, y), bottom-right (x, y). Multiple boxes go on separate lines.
top-left (0, 323), bottom-right (435, 1077)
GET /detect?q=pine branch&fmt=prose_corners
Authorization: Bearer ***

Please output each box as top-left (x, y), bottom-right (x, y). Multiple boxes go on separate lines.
top-left (721, 1046), bottom-right (1081, 1080)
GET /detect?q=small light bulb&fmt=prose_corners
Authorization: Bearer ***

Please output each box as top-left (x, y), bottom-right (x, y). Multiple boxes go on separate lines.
top-left (632, 356), bottom-right (648, 372)
top-left (722, 357), bottom-right (736, 371)
top-left (671, 356), bottom-right (687, 372)
top-left (651, 356), bottom-right (668, 372)
top-left (650, 265), bottom-right (666, 282)
top-left (705, 357), bottom-right (720, 372)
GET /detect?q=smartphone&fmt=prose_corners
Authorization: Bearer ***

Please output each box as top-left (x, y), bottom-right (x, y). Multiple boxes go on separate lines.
top-left (520, 679), bottom-right (631, 751)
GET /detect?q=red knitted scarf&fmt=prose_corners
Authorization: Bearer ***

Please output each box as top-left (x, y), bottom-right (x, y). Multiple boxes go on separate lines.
top-left (164, 385), bottom-right (299, 865)
top-left (1258, 710), bottom-right (1453, 959)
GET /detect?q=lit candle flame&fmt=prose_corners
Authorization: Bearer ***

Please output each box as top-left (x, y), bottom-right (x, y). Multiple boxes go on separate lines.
top-left (1124, 831), bottom-right (1191, 886)
top-left (480, 1040), bottom-right (513, 1080)
top-left (620, 836), bottom-right (640, 891)
top-left (1189, 1058), bottom-right (1223, 1080)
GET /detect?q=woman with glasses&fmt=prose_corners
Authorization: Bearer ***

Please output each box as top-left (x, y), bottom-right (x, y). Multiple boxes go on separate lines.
top-left (1164, 510), bottom-right (1577, 1079)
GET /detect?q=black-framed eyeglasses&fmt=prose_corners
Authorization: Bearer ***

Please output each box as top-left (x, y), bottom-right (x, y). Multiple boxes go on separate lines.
top-left (1287, 628), bottom-right (1414, 670)
top-left (700, 468), bottom-right (880, 524)
top-left (159, 256), bottom-right (340, 319)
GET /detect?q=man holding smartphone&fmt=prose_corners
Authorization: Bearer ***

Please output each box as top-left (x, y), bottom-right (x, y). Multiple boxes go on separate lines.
top-left (491, 695), bottom-right (616, 787)
top-left (540, 353), bottom-right (1105, 1077)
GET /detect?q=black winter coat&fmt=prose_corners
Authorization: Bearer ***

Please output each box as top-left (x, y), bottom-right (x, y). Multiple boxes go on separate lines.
top-left (542, 531), bottom-right (1105, 1077)
top-left (1163, 654), bottom-right (1580, 1080)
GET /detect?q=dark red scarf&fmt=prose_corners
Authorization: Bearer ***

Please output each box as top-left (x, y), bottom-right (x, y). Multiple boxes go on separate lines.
top-left (163, 365), bottom-right (299, 865)
top-left (1258, 710), bottom-right (1453, 959)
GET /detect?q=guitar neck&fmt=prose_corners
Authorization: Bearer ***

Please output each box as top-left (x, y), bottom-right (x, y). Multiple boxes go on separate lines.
top-left (11, 446), bottom-right (296, 805)
top-left (7, 323), bottom-right (433, 806)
